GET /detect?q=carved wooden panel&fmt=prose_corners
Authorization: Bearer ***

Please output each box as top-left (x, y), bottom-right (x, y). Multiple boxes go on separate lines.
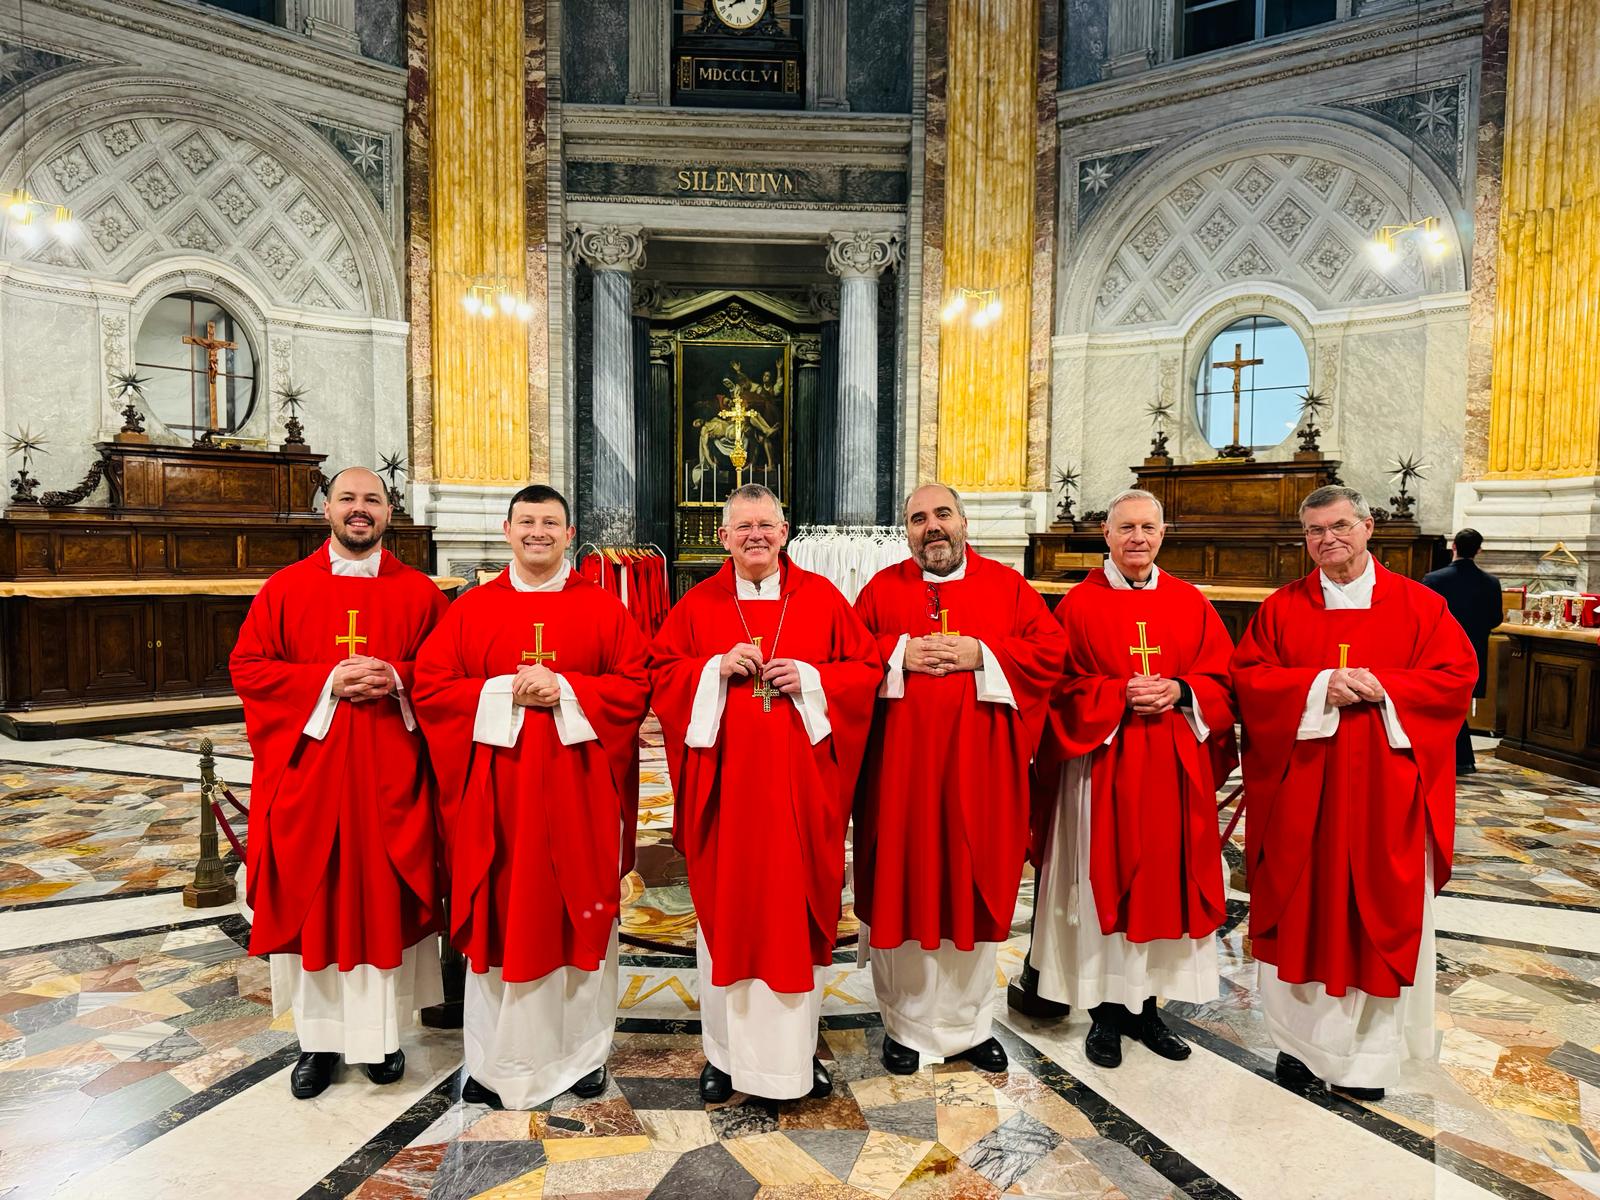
top-left (240, 533), bottom-right (309, 571)
top-left (1529, 657), bottom-right (1578, 748)
top-left (26, 601), bottom-right (73, 704)
top-left (82, 602), bottom-right (152, 697)
top-left (172, 533), bottom-right (237, 574)
top-left (17, 532), bottom-right (51, 574)
top-left (200, 599), bottom-right (250, 689)
top-left (154, 600), bottom-right (199, 692)
top-left (1212, 544), bottom-right (1274, 581)
top-left (1174, 479), bottom-right (1283, 521)
top-left (56, 530), bottom-right (135, 576)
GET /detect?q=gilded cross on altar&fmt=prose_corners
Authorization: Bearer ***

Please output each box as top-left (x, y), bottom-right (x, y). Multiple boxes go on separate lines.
top-left (718, 393), bottom-right (753, 484)
top-left (1211, 341), bottom-right (1264, 458)
top-left (183, 320), bottom-right (236, 432)
top-left (1128, 621), bottom-right (1161, 675)
top-left (521, 624), bottom-right (556, 666)
top-left (937, 608), bottom-right (959, 636)
top-left (1337, 643), bottom-right (1351, 669)
top-left (750, 634), bottom-right (780, 712)
top-left (335, 610), bottom-right (366, 654)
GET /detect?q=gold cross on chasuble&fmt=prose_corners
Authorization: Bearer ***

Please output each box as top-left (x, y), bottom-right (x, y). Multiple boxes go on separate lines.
top-left (1337, 643), bottom-right (1351, 669)
top-left (750, 634), bottom-right (780, 712)
top-left (335, 609), bottom-right (366, 654)
top-left (521, 623), bottom-right (556, 666)
top-left (937, 608), bottom-right (959, 636)
top-left (1128, 621), bottom-right (1161, 675)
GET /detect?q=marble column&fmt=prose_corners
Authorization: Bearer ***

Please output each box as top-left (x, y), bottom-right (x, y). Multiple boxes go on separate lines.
top-left (1102, 0), bottom-right (1160, 79)
top-left (574, 224), bottom-right (646, 533)
top-left (828, 230), bottom-right (902, 525)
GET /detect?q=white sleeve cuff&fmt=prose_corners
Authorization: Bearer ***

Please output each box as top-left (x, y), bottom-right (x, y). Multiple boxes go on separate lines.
top-left (552, 673), bottom-right (600, 746)
top-left (1297, 669), bottom-right (1341, 740)
top-left (879, 634), bottom-right (910, 699)
top-left (301, 668), bottom-right (340, 741)
top-left (973, 640), bottom-right (1018, 709)
top-left (1378, 692), bottom-right (1412, 749)
top-left (1181, 693), bottom-right (1210, 743)
top-left (685, 656), bottom-right (728, 748)
top-left (791, 660), bottom-right (832, 745)
top-left (388, 665), bottom-right (416, 733)
top-left (473, 676), bottom-right (524, 748)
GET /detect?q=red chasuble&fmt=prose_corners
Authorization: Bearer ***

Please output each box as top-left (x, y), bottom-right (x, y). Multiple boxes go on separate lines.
top-left (231, 544), bottom-right (448, 971)
top-left (412, 570), bottom-right (649, 983)
top-left (1036, 568), bottom-right (1237, 943)
top-left (648, 557), bottom-right (882, 992)
top-left (853, 550), bottom-right (1065, 950)
top-left (1231, 564), bottom-right (1474, 997)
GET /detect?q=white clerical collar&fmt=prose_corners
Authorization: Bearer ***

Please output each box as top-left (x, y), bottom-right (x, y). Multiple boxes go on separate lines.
top-left (921, 553), bottom-right (967, 583)
top-left (1320, 555), bottom-right (1375, 609)
top-left (329, 543), bottom-right (381, 578)
top-left (510, 559), bottom-right (570, 592)
top-left (1103, 557), bottom-right (1160, 591)
top-left (736, 569), bottom-right (781, 600)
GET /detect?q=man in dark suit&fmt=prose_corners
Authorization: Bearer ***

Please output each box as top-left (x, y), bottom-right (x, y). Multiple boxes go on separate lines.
top-left (1423, 529), bottom-right (1503, 773)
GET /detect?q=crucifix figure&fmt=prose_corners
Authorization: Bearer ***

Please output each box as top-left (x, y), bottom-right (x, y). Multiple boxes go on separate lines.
top-left (718, 392), bottom-right (753, 485)
top-left (521, 623), bottom-right (556, 666)
top-left (335, 610), bottom-right (366, 654)
top-left (183, 320), bottom-right (237, 433)
top-left (1211, 341), bottom-right (1264, 459)
top-left (937, 608), bottom-right (960, 637)
top-left (1128, 621), bottom-right (1161, 675)
top-left (749, 634), bottom-right (780, 712)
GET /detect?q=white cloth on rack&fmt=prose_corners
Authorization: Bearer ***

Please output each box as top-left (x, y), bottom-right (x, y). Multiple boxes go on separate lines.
top-left (788, 527), bottom-right (910, 602)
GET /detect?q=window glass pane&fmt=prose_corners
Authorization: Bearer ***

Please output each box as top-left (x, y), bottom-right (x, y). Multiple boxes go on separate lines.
top-left (132, 293), bottom-right (258, 436)
top-left (1265, 0), bottom-right (1336, 36)
top-left (1193, 316), bottom-right (1310, 450)
top-left (1182, 0), bottom-right (1255, 57)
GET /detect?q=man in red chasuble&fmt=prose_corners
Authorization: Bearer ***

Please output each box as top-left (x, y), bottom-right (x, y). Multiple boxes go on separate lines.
top-left (232, 467), bottom-right (448, 1100)
top-left (1233, 485), bottom-right (1473, 1099)
top-left (413, 485), bottom-right (649, 1110)
top-left (649, 484), bottom-right (881, 1103)
top-left (1015, 489), bottom-right (1236, 1070)
top-left (853, 483), bottom-right (1064, 1075)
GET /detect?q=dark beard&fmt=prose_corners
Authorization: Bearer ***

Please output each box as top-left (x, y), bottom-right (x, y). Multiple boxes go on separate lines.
top-left (334, 520), bottom-right (382, 552)
top-left (917, 538), bottom-right (964, 576)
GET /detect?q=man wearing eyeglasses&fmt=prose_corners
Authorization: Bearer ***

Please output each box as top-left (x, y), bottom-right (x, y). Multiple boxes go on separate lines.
top-left (1232, 485), bottom-right (1474, 1100)
top-left (1015, 488), bottom-right (1237, 1071)
top-left (648, 483), bottom-right (882, 1104)
top-left (852, 483), bottom-right (1065, 1076)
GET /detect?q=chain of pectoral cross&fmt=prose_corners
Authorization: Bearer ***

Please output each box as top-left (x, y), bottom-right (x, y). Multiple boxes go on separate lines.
top-left (732, 593), bottom-right (791, 713)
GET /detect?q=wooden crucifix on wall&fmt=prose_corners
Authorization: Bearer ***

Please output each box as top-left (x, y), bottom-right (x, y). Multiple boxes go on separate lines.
top-left (183, 320), bottom-right (237, 432)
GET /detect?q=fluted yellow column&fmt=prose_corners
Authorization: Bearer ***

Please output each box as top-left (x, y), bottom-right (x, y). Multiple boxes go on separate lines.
top-left (936, 0), bottom-right (1038, 490)
top-left (428, 0), bottom-right (529, 485)
top-left (1487, 0), bottom-right (1600, 478)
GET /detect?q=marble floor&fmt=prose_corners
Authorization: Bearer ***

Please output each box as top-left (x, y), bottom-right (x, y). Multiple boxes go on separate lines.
top-left (0, 726), bottom-right (1595, 1200)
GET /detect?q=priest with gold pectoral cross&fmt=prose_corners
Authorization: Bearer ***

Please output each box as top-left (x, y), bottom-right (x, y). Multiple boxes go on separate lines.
top-left (1232, 486), bottom-right (1474, 1101)
top-left (1011, 489), bottom-right (1238, 1072)
top-left (413, 485), bottom-right (650, 1110)
top-left (648, 484), bottom-right (881, 1104)
top-left (231, 467), bottom-right (449, 1101)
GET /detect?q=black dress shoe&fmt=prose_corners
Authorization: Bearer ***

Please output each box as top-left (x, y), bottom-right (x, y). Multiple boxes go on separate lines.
top-left (1084, 1009), bottom-right (1123, 1069)
top-left (1133, 999), bottom-right (1190, 1061)
top-left (363, 1048), bottom-right (406, 1085)
top-left (809, 1056), bottom-right (833, 1099)
top-left (699, 1062), bottom-right (733, 1104)
top-left (571, 1064), bottom-right (607, 1099)
top-left (461, 1075), bottom-right (503, 1107)
top-left (1006, 961), bottom-right (1070, 1021)
top-left (1274, 1052), bottom-right (1322, 1088)
top-left (956, 1037), bottom-right (1008, 1073)
top-left (289, 1050), bottom-right (337, 1099)
top-left (881, 1034), bottom-right (918, 1075)
top-left (1333, 1083), bottom-right (1385, 1101)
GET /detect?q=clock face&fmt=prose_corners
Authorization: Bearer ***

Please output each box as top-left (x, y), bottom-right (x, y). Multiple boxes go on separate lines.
top-left (712, 0), bottom-right (767, 31)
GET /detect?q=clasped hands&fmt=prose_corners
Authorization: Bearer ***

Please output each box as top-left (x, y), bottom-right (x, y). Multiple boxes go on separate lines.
top-left (1327, 666), bottom-right (1385, 708)
top-left (512, 663), bottom-right (562, 709)
top-left (904, 633), bottom-right (982, 677)
top-left (330, 655), bottom-right (397, 703)
top-left (719, 642), bottom-right (802, 696)
top-left (1126, 673), bottom-right (1181, 714)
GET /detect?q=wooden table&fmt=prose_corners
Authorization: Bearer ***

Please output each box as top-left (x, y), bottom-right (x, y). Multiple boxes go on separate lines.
top-left (1494, 622), bottom-right (1600, 784)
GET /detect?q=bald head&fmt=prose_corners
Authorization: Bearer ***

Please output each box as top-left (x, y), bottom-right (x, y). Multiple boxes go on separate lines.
top-left (905, 482), bottom-right (968, 576)
top-left (323, 466), bottom-right (391, 557)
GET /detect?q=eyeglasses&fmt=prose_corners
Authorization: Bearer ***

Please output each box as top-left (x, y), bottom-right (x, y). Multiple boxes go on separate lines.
top-left (1303, 520), bottom-right (1361, 539)
top-left (925, 582), bottom-right (942, 619)
top-left (729, 521), bottom-right (781, 538)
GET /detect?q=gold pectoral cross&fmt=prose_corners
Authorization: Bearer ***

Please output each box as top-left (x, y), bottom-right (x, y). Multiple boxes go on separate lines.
top-left (1129, 621), bottom-right (1161, 675)
top-left (750, 634), bottom-right (780, 712)
top-left (1337, 643), bottom-right (1351, 669)
top-left (521, 623), bottom-right (556, 666)
top-left (335, 609), bottom-right (366, 654)
top-left (937, 608), bottom-right (960, 636)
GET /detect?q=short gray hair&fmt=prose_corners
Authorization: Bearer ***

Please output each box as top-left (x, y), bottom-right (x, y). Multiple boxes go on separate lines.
top-left (721, 483), bottom-right (785, 527)
top-left (1299, 485), bottom-right (1370, 521)
top-left (1104, 488), bottom-right (1164, 524)
top-left (902, 482), bottom-right (967, 523)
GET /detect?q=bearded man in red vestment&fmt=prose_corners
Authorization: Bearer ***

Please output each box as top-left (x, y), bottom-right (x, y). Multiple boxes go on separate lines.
top-left (649, 484), bottom-right (881, 1104)
top-left (1233, 485), bottom-right (1473, 1100)
top-left (854, 483), bottom-right (1064, 1076)
top-left (1011, 489), bottom-right (1236, 1070)
top-left (414, 485), bottom-right (649, 1110)
top-left (232, 467), bottom-right (448, 1100)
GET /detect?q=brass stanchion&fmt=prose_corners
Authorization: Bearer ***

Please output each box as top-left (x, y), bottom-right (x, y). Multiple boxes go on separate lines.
top-left (184, 738), bottom-right (237, 908)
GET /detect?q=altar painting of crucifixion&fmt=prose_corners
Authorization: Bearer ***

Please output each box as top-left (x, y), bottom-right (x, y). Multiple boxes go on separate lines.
top-left (675, 339), bottom-right (789, 506)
